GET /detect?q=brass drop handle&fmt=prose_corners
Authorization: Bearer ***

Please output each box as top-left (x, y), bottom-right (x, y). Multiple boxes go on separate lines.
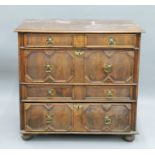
top-left (106, 90), bottom-right (113, 98)
top-left (74, 104), bottom-right (82, 110)
top-left (108, 37), bottom-right (116, 45)
top-left (75, 50), bottom-right (84, 56)
top-left (46, 36), bottom-right (53, 45)
top-left (46, 114), bottom-right (53, 124)
top-left (103, 64), bottom-right (112, 73)
top-left (47, 89), bottom-right (55, 97)
top-left (104, 116), bottom-right (112, 125)
top-left (45, 64), bottom-right (52, 73)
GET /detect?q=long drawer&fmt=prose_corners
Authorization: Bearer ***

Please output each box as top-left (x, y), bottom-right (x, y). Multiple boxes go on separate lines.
top-left (21, 84), bottom-right (135, 102)
top-left (21, 49), bottom-right (135, 84)
top-left (23, 102), bottom-right (133, 132)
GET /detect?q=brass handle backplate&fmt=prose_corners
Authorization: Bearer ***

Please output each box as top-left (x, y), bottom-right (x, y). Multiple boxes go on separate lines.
top-left (108, 37), bottom-right (116, 45)
top-left (103, 64), bottom-right (112, 73)
top-left (104, 116), bottom-right (112, 125)
top-left (45, 64), bottom-right (52, 73)
top-left (47, 88), bottom-right (55, 97)
top-left (106, 90), bottom-right (113, 98)
top-left (75, 50), bottom-right (84, 56)
top-left (46, 36), bottom-right (53, 45)
top-left (46, 114), bottom-right (53, 124)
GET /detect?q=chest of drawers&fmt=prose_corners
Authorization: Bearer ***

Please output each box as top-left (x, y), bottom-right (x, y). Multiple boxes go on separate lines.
top-left (15, 20), bottom-right (143, 141)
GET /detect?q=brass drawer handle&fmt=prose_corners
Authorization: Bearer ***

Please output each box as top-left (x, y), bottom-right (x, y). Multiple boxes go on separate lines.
top-left (45, 64), bottom-right (52, 73)
top-left (46, 114), bottom-right (53, 124)
top-left (108, 37), bottom-right (116, 45)
top-left (103, 64), bottom-right (112, 73)
top-left (106, 90), bottom-right (113, 98)
top-left (46, 36), bottom-right (53, 45)
top-left (74, 104), bottom-right (82, 110)
top-left (75, 50), bottom-right (84, 56)
top-left (47, 89), bottom-right (55, 97)
top-left (104, 116), bottom-right (112, 125)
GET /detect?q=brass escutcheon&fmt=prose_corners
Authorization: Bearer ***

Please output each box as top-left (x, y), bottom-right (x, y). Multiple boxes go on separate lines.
top-left (74, 104), bottom-right (82, 110)
top-left (75, 50), bottom-right (84, 56)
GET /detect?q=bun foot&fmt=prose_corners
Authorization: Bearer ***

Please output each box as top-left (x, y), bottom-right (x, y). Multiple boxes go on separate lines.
top-left (22, 134), bottom-right (33, 140)
top-left (122, 135), bottom-right (135, 142)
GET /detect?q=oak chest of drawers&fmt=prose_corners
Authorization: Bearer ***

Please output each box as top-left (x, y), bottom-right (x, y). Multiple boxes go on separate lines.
top-left (15, 20), bottom-right (143, 141)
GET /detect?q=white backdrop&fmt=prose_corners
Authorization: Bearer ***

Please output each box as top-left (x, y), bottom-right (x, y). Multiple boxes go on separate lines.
top-left (0, 5), bottom-right (155, 148)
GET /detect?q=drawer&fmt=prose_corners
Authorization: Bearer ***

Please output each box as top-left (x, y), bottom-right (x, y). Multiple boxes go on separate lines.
top-left (85, 85), bottom-right (134, 101)
top-left (23, 103), bottom-right (132, 132)
top-left (85, 50), bottom-right (134, 83)
top-left (21, 84), bottom-right (73, 100)
top-left (24, 33), bottom-right (73, 47)
top-left (86, 34), bottom-right (137, 47)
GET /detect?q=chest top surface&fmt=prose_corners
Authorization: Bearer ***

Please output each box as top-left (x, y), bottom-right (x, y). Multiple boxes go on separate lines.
top-left (15, 19), bottom-right (143, 33)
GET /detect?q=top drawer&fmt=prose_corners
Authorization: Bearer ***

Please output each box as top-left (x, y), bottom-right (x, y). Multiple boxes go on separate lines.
top-left (24, 33), bottom-right (73, 47)
top-left (23, 33), bottom-right (138, 48)
top-left (86, 34), bottom-right (137, 48)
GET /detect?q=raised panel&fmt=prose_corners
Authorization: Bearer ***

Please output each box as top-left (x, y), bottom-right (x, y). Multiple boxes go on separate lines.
top-left (24, 103), bottom-right (73, 132)
top-left (85, 50), bottom-right (134, 83)
top-left (24, 50), bottom-right (75, 83)
top-left (81, 103), bottom-right (132, 132)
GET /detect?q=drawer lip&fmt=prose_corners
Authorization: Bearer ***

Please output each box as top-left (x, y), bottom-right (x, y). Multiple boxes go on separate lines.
top-left (21, 100), bottom-right (136, 103)
top-left (20, 82), bottom-right (137, 86)
top-left (20, 130), bottom-right (138, 135)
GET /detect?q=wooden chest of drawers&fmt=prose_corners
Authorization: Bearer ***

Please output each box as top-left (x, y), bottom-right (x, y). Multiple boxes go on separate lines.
top-left (15, 20), bottom-right (143, 141)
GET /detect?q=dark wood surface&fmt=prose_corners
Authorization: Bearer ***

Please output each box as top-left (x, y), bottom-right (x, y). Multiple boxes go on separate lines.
top-left (15, 19), bottom-right (144, 33)
top-left (16, 20), bottom-right (142, 141)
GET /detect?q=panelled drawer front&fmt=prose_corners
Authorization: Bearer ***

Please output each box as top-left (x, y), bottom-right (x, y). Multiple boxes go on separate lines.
top-left (85, 50), bottom-right (134, 83)
top-left (24, 33), bottom-right (73, 47)
top-left (24, 103), bottom-right (74, 132)
top-left (23, 49), bottom-right (75, 83)
top-left (85, 85), bottom-right (134, 101)
top-left (23, 103), bottom-right (132, 132)
top-left (86, 34), bottom-right (137, 47)
top-left (80, 103), bottom-right (132, 132)
top-left (21, 85), bottom-right (73, 100)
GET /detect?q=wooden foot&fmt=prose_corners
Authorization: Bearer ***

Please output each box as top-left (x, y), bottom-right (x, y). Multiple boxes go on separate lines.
top-left (22, 134), bottom-right (33, 140)
top-left (122, 135), bottom-right (135, 142)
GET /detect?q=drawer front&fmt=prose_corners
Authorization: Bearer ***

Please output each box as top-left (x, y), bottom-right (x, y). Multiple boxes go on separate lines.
top-left (22, 49), bottom-right (75, 83)
top-left (21, 85), bottom-right (73, 100)
top-left (85, 85), bottom-right (134, 101)
top-left (86, 34), bottom-right (137, 47)
top-left (24, 103), bottom-right (74, 132)
top-left (24, 33), bottom-right (73, 47)
top-left (80, 103), bottom-right (132, 132)
top-left (85, 50), bottom-right (134, 83)
top-left (23, 103), bottom-right (132, 132)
